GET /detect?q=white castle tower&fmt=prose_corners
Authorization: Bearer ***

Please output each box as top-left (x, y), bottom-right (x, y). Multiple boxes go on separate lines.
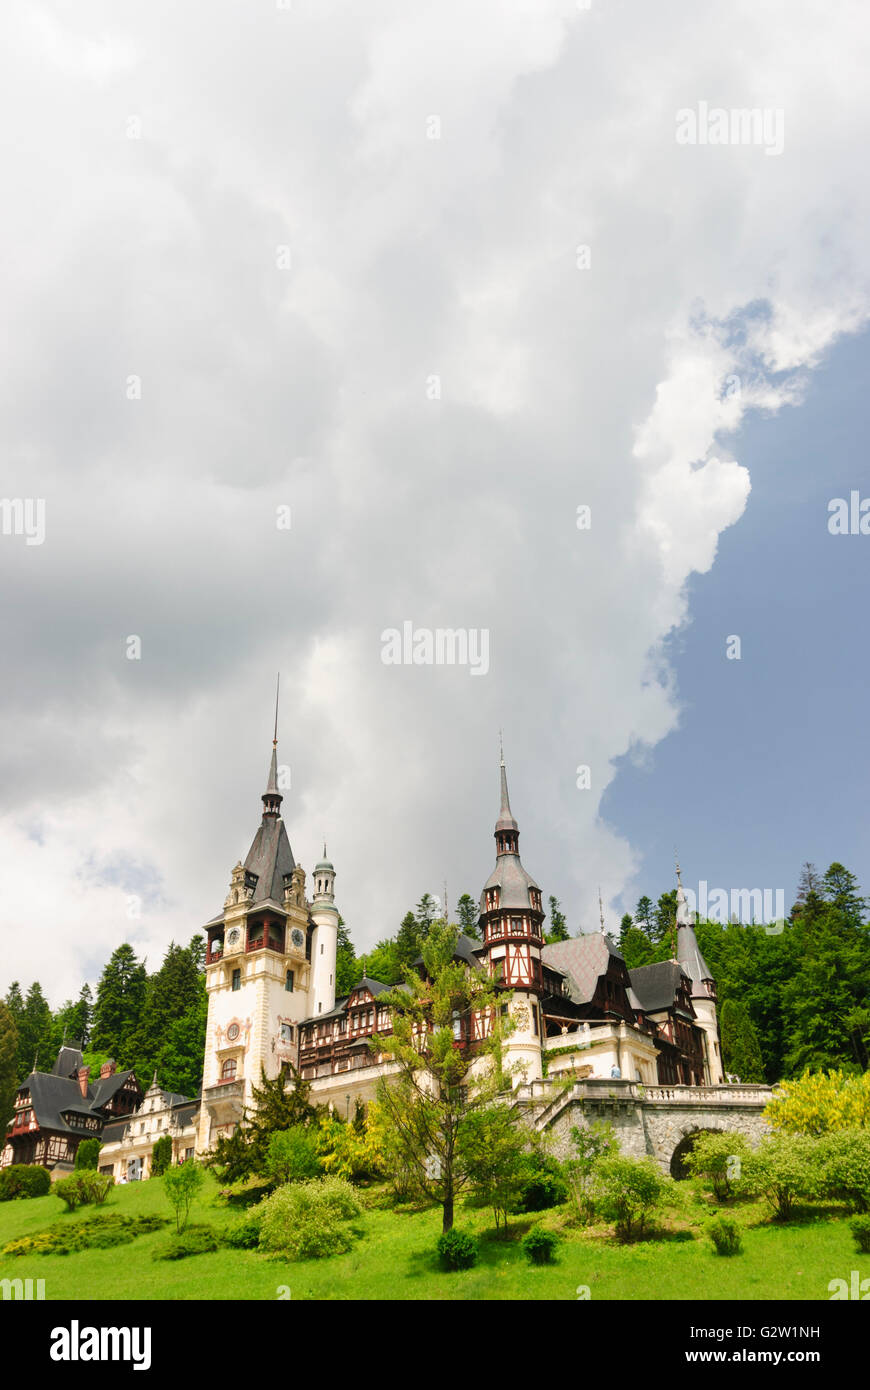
top-left (478, 750), bottom-right (545, 1084)
top-left (310, 845), bottom-right (339, 1017)
top-left (196, 711), bottom-right (340, 1153)
top-left (675, 858), bottom-right (725, 1084)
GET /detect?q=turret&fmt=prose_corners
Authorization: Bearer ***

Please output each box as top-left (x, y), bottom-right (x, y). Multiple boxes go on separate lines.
top-left (675, 857), bottom-right (724, 1084)
top-left (310, 844), bottom-right (339, 1017)
top-left (478, 747), bottom-right (545, 1083)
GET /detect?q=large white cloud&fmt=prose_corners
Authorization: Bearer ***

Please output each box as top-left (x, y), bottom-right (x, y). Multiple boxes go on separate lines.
top-left (1, 0), bottom-right (869, 1003)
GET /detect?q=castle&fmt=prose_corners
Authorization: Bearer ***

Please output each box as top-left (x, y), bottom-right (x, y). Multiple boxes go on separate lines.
top-left (3, 734), bottom-right (724, 1181)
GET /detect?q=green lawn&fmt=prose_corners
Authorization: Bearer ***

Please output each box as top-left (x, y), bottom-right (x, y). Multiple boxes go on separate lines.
top-left (0, 1172), bottom-right (866, 1301)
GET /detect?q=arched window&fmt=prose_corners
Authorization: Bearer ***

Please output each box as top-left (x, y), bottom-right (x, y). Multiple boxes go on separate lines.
top-left (221, 1058), bottom-right (237, 1081)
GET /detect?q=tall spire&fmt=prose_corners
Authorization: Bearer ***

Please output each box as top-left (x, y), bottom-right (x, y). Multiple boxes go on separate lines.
top-left (262, 674), bottom-right (283, 819)
top-left (674, 853), bottom-right (713, 993)
top-left (495, 737), bottom-right (518, 843)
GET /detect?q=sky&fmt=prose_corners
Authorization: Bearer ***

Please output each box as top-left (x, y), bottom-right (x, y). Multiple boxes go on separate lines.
top-left (1, 0), bottom-right (869, 1005)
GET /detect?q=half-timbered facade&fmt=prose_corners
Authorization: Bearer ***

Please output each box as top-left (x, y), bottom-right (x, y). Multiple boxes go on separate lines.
top-left (1, 1048), bottom-right (142, 1174)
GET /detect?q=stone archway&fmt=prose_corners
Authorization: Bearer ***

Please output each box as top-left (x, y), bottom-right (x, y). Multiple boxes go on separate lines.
top-left (669, 1125), bottom-right (728, 1179)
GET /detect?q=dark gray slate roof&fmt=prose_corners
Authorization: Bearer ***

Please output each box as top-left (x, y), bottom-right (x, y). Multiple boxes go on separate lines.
top-left (89, 1071), bottom-right (136, 1107)
top-left (541, 933), bottom-right (623, 1005)
top-left (19, 1074), bottom-right (94, 1137)
top-left (677, 922), bottom-right (713, 993)
top-left (629, 960), bottom-right (688, 1013)
top-left (51, 1046), bottom-right (83, 1078)
top-left (480, 854), bottom-right (541, 911)
top-left (244, 815), bottom-right (296, 906)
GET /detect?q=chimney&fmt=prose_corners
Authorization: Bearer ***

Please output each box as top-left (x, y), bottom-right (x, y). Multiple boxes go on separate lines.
top-left (100, 1059), bottom-right (117, 1079)
top-left (77, 1066), bottom-right (91, 1099)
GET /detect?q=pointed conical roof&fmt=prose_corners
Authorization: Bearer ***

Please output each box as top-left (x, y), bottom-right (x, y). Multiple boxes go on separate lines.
top-left (675, 858), bottom-right (713, 994)
top-left (480, 755), bottom-right (540, 911)
top-left (495, 757), bottom-right (519, 833)
top-left (243, 742), bottom-right (295, 905)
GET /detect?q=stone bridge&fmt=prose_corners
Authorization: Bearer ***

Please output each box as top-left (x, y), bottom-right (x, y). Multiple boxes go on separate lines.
top-left (514, 1078), bottom-right (773, 1175)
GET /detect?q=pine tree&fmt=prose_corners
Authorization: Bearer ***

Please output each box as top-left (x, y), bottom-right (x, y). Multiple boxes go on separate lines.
top-left (17, 983), bottom-right (53, 1077)
top-left (720, 999), bottom-right (765, 1082)
top-left (456, 893), bottom-right (480, 940)
top-left (635, 896), bottom-right (654, 934)
top-left (546, 896), bottom-right (569, 943)
top-left (335, 917), bottom-right (357, 996)
top-left (395, 912), bottom-right (421, 974)
top-left (133, 942), bottom-right (204, 1082)
top-left (415, 893), bottom-right (438, 938)
top-left (0, 1000), bottom-right (19, 1131)
top-left (91, 944), bottom-right (147, 1063)
top-left (651, 890), bottom-right (677, 946)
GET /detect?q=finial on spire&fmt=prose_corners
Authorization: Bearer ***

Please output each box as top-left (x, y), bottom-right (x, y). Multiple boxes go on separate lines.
top-left (675, 847), bottom-right (683, 887)
top-left (273, 673), bottom-right (280, 748)
top-left (499, 728), bottom-right (504, 766)
top-left (599, 885), bottom-right (605, 932)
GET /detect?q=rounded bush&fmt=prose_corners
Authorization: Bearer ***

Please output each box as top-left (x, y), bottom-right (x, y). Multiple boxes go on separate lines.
top-left (850, 1214), bottom-right (870, 1254)
top-left (436, 1227), bottom-right (478, 1271)
top-left (0, 1165), bottom-right (52, 1201)
top-left (707, 1214), bottom-right (743, 1256)
top-left (224, 1214), bottom-right (262, 1249)
top-left (523, 1226), bottom-right (559, 1265)
top-left (258, 1177), bottom-right (362, 1260)
top-left (152, 1224), bottom-right (220, 1261)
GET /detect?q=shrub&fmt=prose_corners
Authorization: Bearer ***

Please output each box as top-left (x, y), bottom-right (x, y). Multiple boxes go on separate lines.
top-left (683, 1132), bottom-right (751, 1201)
top-left (818, 1130), bottom-right (870, 1213)
top-left (264, 1127), bottom-right (322, 1187)
top-left (523, 1226), bottom-right (559, 1265)
top-left (224, 1213), bottom-right (262, 1249)
top-left (764, 1069), bottom-right (870, 1135)
top-left (257, 1177), bottom-right (362, 1260)
top-left (740, 1135), bottom-right (820, 1221)
top-left (564, 1122), bottom-right (619, 1225)
top-left (152, 1224), bottom-right (220, 1260)
top-left (3, 1213), bottom-right (167, 1258)
top-left (0, 1165), bottom-right (52, 1201)
top-left (849, 1214), bottom-right (870, 1254)
top-left (517, 1154), bottom-right (568, 1212)
top-left (74, 1139), bottom-right (102, 1171)
top-left (436, 1228), bottom-right (478, 1271)
top-left (594, 1156), bottom-right (671, 1242)
top-left (707, 1214), bottom-right (743, 1256)
top-left (54, 1171), bottom-right (113, 1211)
top-left (151, 1135), bottom-right (173, 1177)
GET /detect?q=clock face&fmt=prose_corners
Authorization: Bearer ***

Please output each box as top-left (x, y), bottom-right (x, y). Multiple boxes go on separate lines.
top-left (227, 928), bottom-right (239, 946)
top-left (290, 927), bottom-right (305, 949)
top-left (227, 1023), bottom-right (240, 1042)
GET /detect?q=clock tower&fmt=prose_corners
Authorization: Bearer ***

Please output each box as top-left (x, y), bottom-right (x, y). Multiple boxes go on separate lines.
top-left (196, 734), bottom-right (322, 1153)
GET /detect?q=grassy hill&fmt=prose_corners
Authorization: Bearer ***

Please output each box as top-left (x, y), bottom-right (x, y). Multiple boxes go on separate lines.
top-left (0, 1171), bottom-right (866, 1301)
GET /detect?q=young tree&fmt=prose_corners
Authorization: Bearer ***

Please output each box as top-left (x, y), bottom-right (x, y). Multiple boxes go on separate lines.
top-left (456, 894), bottom-right (481, 941)
top-left (461, 1103), bottom-right (533, 1232)
top-left (374, 920), bottom-right (516, 1233)
top-left (163, 1160), bottom-right (205, 1233)
top-left (546, 896), bottom-right (569, 943)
